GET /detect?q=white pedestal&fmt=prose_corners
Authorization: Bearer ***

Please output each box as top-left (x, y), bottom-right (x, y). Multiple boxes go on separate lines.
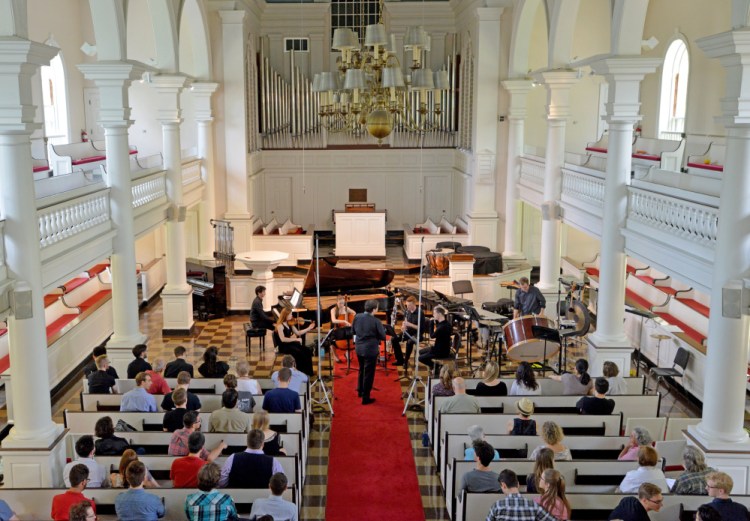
top-left (334, 211), bottom-right (386, 257)
top-left (235, 251), bottom-right (289, 309)
top-left (161, 287), bottom-right (194, 335)
top-left (685, 427), bottom-right (750, 494)
top-left (586, 336), bottom-right (634, 377)
top-left (0, 429), bottom-right (67, 488)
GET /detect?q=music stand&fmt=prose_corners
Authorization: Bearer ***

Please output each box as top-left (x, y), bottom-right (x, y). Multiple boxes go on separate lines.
top-left (531, 325), bottom-right (562, 376)
top-left (331, 327), bottom-right (356, 376)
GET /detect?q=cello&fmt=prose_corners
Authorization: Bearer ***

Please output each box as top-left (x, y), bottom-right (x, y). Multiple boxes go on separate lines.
top-left (331, 295), bottom-right (356, 371)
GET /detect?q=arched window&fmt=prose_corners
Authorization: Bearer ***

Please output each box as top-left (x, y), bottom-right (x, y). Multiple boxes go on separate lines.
top-left (40, 48), bottom-right (69, 144)
top-left (658, 38), bottom-right (689, 140)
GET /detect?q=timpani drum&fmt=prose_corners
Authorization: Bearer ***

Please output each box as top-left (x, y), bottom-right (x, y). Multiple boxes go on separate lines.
top-left (426, 249), bottom-right (451, 276)
top-left (502, 315), bottom-right (558, 362)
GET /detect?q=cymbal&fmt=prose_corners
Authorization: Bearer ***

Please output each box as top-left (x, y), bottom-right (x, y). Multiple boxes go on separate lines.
top-left (650, 334), bottom-right (671, 340)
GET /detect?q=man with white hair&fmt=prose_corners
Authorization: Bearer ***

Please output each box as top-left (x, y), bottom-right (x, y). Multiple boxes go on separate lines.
top-left (464, 425), bottom-right (500, 461)
top-left (439, 377), bottom-right (481, 414)
top-left (146, 358), bottom-right (171, 395)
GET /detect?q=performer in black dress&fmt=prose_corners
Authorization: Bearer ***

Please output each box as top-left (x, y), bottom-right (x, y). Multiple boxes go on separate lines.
top-left (352, 299), bottom-right (386, 405)
top-left (275, 308), bottom-right (316, 376)
top-left (418, 305), bottom-right (452, 374)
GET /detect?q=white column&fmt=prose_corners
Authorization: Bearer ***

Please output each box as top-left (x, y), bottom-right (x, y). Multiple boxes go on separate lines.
top-left (153, 75), bottom-right (193, 334)
top-left (78, 63), bottom-right (148, 366)
top-left (193, 83), bottom-right (219, 261)
top-left (0, 37), bottom-right (66, 486)
top-left (500, 80), bottom-right (533, 266)
top-left (536, 71), bottom-right (578, 297)
top-left (466, 7), bottom-right (503, 249)
top-left (586, 58), bottom-right (660, 375)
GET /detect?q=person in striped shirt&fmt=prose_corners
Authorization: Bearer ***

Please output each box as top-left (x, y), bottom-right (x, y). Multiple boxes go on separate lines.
top-left (185, 463), bottom-right (238, 521)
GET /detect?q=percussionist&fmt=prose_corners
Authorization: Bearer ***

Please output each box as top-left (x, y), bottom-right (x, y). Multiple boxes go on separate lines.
top-left (513, 277), bottom-right (546, 318)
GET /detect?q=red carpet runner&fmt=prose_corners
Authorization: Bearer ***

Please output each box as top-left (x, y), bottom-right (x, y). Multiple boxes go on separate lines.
top-left (325, 356), bottom-right (425, 520)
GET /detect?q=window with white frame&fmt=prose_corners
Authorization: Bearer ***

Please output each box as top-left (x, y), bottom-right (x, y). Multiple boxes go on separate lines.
top-left (40, 52), bottom-right (69, 144)
top-left (331, 0), bottom-right (381, 43)
top-left (658, 38), bottom-right (689, 140)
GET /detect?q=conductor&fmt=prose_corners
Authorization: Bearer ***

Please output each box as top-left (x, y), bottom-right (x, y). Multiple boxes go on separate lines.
top-left (352, 299), bottom-right (386, 405)
top-left (513, 277), bottom-right (546, 318)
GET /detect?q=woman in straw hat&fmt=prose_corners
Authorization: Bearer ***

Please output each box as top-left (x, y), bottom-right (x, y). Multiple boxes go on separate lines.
top-left (507, 397), bottom-right (537, 435)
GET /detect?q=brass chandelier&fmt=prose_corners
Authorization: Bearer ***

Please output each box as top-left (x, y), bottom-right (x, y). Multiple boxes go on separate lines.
top-left (312, 23), bottom-right (451, 143)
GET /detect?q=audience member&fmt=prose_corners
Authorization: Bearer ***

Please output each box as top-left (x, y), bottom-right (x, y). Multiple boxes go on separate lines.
top-left (51, 464), bottom-right (96, 521)
top-left (672, 446), bottom-right (715, 495)
top-left (169, 411), bottom-right (225, 461)
top-left (602, 361), bottom-right (627, 395)
top-left (535, 469), bottom-right (571, 520)
top-left (94, 416), bottom-right (130, 456)
top-left (237, 359), bottom-right (263, 394)
top-left (464, 425), bottom-right (499, 461)
top-left (509, 361), bottom-right (541, 396)
top-left (114, 461), bottom-right (165, 521)
top-left (704, 470), bottom-right (750, 519)
top-left (171, 432), bottom-right (223, 488)
top-left (126, 344), bottom-right (152, 379)
top-left (526, 447), bottom-right (555, 494)
top-left (110, 449), bottom-right (159, 488)
top-left (0, 501), bottom-right (17, 521)
top-left (438, 377), bottom-right (481, 413)
top-left (63, 435), bottom-right (107, 488)
top-left (68, 500), bottom-right (95, 521)
top-left (161, 371), bottom-right (202, 411)
top-left (461, 441), bottom-right (501, 493)
top-left (507, 398), bottom-right (537, 435)
top-left (618, 446), bottom-right (669, 493)
top-left (431, 363), bottom-right (456, 397)
top-left (185, 463), bottom-right (238, 521)
top-left (529, 421), bottom-right (572, 461)
top-left (473, 361), bottom-right (508, 396)
top-left (608, 482), bottom-right (663, 521)
top-left (84, 344), bottom-right (118, 379)
top-left (253, 410), bottom-right (286, 456)
top-left (87, 355), bottom-right (117, 394)
top-left (618, 427), bottom-right (653, 461)
top-left (198, 345), bottom-right (229, 378)
top-left (272, 355), bottom-right (309, 393)
top-left (162, 388), bottom-right (189, 432)
top-left (695, 504), bottom-right (723, 521)
top-left (576, 377), bottom-right (615, 415)
top-left (146, 358), bottom-right (171, 395)
top-left (550, 358), bottom-right (593, 395)
top-left (263, 368), bottom-right (302, 413)
top-left (164, 345), bottom-right (194, 378)
top-left (219, 429), bottom-right (285, 488)
top-left (486, 469), bottom-right (557, 521)
top-left (250, 285), bottom-right (276, 331)
top-left (249, 472), bottom-right (298, 521)
top-left (224, 373), bottom-right (256, 413)
top-left (209, 389), bottom-right (252, 432)
top-left (120, 372), bottom-right (157, 412)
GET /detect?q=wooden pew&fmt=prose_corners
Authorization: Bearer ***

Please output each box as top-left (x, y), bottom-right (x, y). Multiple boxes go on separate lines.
top-left (80, 392), bottom-right (308, 414)
top-left (83, 377), bottom-right (310, 396)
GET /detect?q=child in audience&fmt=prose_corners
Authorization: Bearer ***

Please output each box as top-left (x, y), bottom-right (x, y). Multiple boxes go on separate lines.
top-left (529, 421), bottom-right (571, 461)
top-left (473, 361), bottom-right (507, 396)
top-left (110, 449), bottom-right (159, 488)
top-left (526, 448), bottom-right (554, 494)
top-left (603, 361), bottom-right (627, 395)
top-left (431, 363), bottom-right (456, 397)
top-left (507, 398), bottom-right (537, 435)
top-left (224, 373), bottom-right (256, 414)
top-left (535, 469), bottom-right (571, 520)
top-left (550, 358), bottom-right (593, 395)
top-left (510, 362), bottom-right (541, 395)
top-left (252, 410), bottom-right (286, 456)
top-left (618, 446), bottom-right (669, 493)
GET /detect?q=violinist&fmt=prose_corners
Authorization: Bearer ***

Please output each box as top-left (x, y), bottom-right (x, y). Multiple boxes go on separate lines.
top-left (275, 308), bottom-right (315, 376)
top-left (391, 296), bottom-right (424, 368)
top-left (330, 295), bottom-right (356, 364)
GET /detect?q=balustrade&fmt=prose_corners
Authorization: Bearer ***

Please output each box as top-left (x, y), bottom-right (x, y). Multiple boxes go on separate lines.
top-left (519, 156), bottom-right (545, 186)
top-left (37, 190), bottom-right (110, 248)
top-left (561, 168), bottom-right (605, 207)
top-left (181, 159), bottom-right (202, 186)
top-left (132, 172), bottom-right (167, 209)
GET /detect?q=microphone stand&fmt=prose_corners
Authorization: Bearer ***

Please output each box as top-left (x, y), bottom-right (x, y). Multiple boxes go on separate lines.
top-left (310, 235), bottom-right (333, 416)
top-left (402, 236), bottom-right (427, 416)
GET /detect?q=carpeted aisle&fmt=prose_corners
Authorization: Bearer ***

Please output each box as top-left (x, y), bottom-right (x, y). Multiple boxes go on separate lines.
top-left (325, 355), bottom-right (425, 520)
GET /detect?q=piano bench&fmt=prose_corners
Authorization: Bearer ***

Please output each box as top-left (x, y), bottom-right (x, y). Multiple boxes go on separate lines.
top-left (244, 323), bottom-right (267, 354)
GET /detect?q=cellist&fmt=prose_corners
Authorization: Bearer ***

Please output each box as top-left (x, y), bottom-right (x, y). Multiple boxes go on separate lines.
top-left (330, 295), bottom-right (356, 363)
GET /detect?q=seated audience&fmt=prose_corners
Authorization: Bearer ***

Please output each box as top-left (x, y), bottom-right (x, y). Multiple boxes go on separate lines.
top-left (431, 363), bottom-right (456, 397)
top-left (198, 345), bottom-right (230, 378)
top-left (486, 469), bottom-right (557, 521)
top-left (87, 355), bottom-right (117, 394)
top-left (164, 345), bottom-right (194, 378)
top-left (526, 447), bottom-right (555, 494)
top-left (529, 421), bottom-right (572, 461)
top-left (249, 472), bottom-right (298, 521)
top-left (253, 410), bottom-right (286, 456)
top-left (438, 377), bottom-right (481, 414)
top-left (550, 358), bottom-right (593, 395)
top-left (507, 397), bottom-right (537, 435)
top-left (275, 308), bottom-right (315, 376)
top-left (110, 449), bottom-right (159, 488)
top-left (464, 425), bottom-right (499, 461)
top-left (608, 482), bottom-right (663, 521)
top-left (672, 446), bottom-right (715, 495)
top-left (219, 429), bottom-right (285, 488)
top-left (602, 360), bottom-right (627, 395)
top-left (185, 463), bottom-right (238, 521)
top-left (51, 464), bottom-right (96, 521)
top-left (460, 440), bottom-right (501, 493)
top-left (704, 470), bottom-right (750, 519)
top-left (473, 361), bottom-right (508, 396)
top-left (161, 370), bottom-right (202, 411)
top-left (618, 446), bottom-right (668, 493)
top-left (263, 368), bottom-right (302, 413)
top-left (68, 500), bottom-right (95, 521)
top-left (237, 359), bottom-right (263, 395)
top-left (535, 469), bottom-right (571, 520)
top-left (171, 432), bottom-right (226, 488)
top-left (162, 388), bottom-right (189, 432)
top-left (224, 373), bottom-right (255, 413)
top-left (695, 504), bottom-right (723, 521)
top-left (209, 389), bottom-right (252, 432)
top-left (84, 344), bottom-right (118, 379)
top-left (272, 355), bottom-right (309, 393)
top-left (169, 411), bottom-right (225, 461)
top-left (146, 358), bottom-right (171, 395)
top-left (126, 344), bottom-right (152, 379)
top-left (576, 377), bottom-right (615, 415)
top-left (94, 416), bottom-right (130, 456)
top-left (64, 435), bottom-right (107, 488)
top-left (114, 461), bottom-right (165, 521)
top-left (618, 427), bottom-right (653, 461)
top-left (120, 372), bottom-right (157, 412)
top-left (509, 361), bottom-right (541, 396)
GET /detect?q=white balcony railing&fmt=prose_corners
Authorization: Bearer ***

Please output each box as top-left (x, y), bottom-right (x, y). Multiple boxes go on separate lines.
top-left (562, 169), bottom-right (605, 208)
top-left (628, 187), bottom-right (719, 247)
top-left (38, 190), bottom-right (111, 248)
top-left (132, 172), bottom-right (167, 209)
top-left (182, 159), bottom-right (202, 186)
top-left (519, 156), bottom-right (545, 186)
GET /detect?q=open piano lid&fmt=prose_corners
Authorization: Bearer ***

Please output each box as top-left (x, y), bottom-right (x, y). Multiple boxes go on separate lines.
top-left (302, 256), bottom-right (395, 294)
